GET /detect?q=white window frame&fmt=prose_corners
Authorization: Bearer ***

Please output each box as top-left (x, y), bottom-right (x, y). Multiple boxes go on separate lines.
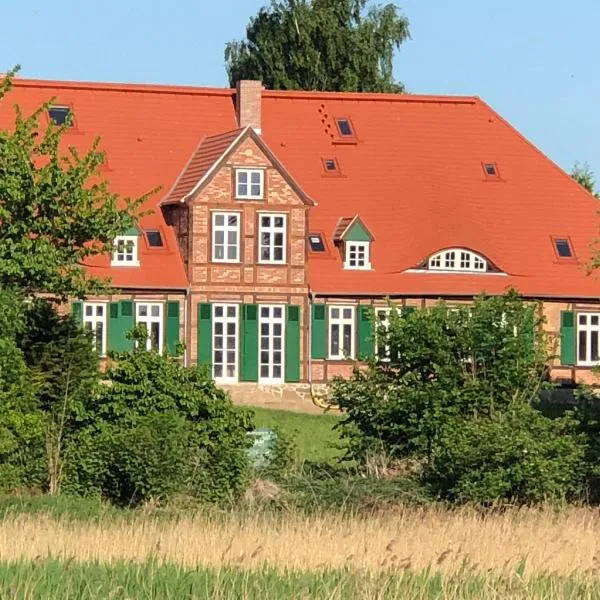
top-left (212, 304), bottom-right (239, 383)
top-left (577, 312), bottom-right (600, 366)
top-left (83, 302), bottom-right (107, 356)
top-left (375, 307), bottom-right (391, 361)
top-left (111, 235), bottom-right (139, 266)
top-left (328, 306), bottom-right (355, 359)
top-left (428, 249), bottom-right (487, 272)
top-left (258, 213), bottom-right (287, 264)
top-left (259, 305), bottom-right (285, 384)
top-left (344, 241), bottom-right (371, 270)
top-left (135, 302), bottom-right (163, 354)
top-left (212, 212), bottom-right (240, 263)
top-left (236, 168), bottom-right (264, 199)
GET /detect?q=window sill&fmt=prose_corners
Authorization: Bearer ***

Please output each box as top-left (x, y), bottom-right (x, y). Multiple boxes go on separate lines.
top-left (110, 261), bottom-right (140, 267)
top-left (343, 266), bottom-right (372, 271)
top-left (235, 196), bottom-right (264, 201)
top-left (212, 259), bottom-right (241, 264)
top-left (258, 261), bottom-right (287, 266)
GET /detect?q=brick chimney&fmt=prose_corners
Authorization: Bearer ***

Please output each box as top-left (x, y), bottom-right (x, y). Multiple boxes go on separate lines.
top-left (236, 80), bottom-right (262, 134)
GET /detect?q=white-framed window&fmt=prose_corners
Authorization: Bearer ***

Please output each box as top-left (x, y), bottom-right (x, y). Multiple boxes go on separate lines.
top-left (83, 302), bottom-right (107, 356)
top-left (428, 249), bottom-right (487, 272)
top-left (258, 214), bottom-right (286, 264)
top-left (329, 306), bottom-right (355, 359)
top-left (375, 307), bottom-right (391, 360)
top-left (344, 241), bottom-right (371, 269)
top-left (111, 236), bottom-right (139, 266)
top-left (236, 169), bottom-right (264, 199)
top-left (212, 212), bottom-right (240, 262)
top-left (259, 305), bottom-right (285, 383)
top-left (136, 303), bottom-right (163, 353)
top-left (578, 313), bottom-right (600, 366)
top-left (213, 304), bottom-right (239, 382)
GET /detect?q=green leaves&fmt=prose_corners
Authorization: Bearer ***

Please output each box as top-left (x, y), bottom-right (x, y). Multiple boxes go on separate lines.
top-left (225, 0), bottom-right (410, 92)
top-left (0, 69), bottom-right (145, 299)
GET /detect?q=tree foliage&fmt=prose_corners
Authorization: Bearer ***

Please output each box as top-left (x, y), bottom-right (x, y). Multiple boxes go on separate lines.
top-left (0, 68), bottom-right (145, 299)
top-left (331, 291), bottom-right (586, 503)
top-left (571, 161), bottom-right (598, 197)
top-left (225, 0), bottom-right (410, 92)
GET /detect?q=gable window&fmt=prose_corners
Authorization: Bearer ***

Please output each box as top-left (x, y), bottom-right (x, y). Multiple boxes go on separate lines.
top-left (212, 212), bottom-right (240, 262)
top-left (344, 241), bottom-right (371, 269)
top-left (554, 238), bottom-right (574, 258)
top-left (428, 249), bottom-right (487, 272)
top-left (111, 236), bottom-right (139, 266)
top-left (308, 233), bottom-right (326, 252)
top-left (48, 105), bottom-right (72, 126)
top-left (336, 118), bottom-right (354, 137)
top-left (259, 214), bottom-right (286, 264)
top-left (136, 303), bottom-right (163, 353)
top-left (329, 306), bottom-right (355, 359)
top-left (83, 302), bottom-right (107, 356)
top-left (236, 169), bottom-right (264, 199)
top-left (578, 313), bottom-right (600, 366)
top-left (145, 229), bottom-right (163, 248)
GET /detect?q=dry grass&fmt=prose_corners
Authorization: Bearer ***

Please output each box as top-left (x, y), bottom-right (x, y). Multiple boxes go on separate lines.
top-left (0, 505), bottom-right (599, 577)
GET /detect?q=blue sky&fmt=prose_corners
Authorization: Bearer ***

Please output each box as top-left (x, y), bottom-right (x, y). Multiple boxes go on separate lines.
top-left (1, 0), bottom-right (598, 178)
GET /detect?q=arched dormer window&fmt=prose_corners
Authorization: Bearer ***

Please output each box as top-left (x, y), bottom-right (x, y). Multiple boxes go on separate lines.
top-left (428, 249), bottom-right (488, 272)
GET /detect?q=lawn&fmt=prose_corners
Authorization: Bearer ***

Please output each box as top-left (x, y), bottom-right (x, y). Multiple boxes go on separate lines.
top-left (251, 406), bottom-right (343, 464)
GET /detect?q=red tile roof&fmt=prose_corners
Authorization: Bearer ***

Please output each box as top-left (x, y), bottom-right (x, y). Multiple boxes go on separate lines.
top-left (2, 78), bottom-right (599, 299)
top-left (332, 217), bottom-right (354, 242)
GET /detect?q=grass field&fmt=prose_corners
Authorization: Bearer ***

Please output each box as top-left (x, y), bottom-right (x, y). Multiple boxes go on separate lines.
top-left (251, 406), bottom-right (343, 463)
top-left (1, 560), bottom-right (599, 599)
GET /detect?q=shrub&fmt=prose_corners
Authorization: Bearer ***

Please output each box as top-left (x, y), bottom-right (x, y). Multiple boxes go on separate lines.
top-left (424, 402), bottom-right (587, 504)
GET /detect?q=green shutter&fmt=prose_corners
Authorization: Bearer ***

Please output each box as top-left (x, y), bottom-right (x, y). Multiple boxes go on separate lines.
top-left (311, 304), bottom-right (327, 359)
top-left (241, 304), bottom-right (259, 381)
top-left (285, 306), bottom-right (301, 382)
top-left (197, 303), bottom-right (212, 367)
top-left (71, 300), bottom-right (83, 324)
top-left (560, 311), bottom-right (576, 366)
top-left (166, 301), bottom-right (180, 356)
top-left (358, 305), bottom-right (374, 359)
top-left (107, 300), bottom-right (134, 352)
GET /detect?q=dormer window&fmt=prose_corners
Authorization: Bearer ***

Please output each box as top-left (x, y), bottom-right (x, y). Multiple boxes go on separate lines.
top-left (111, 235), bottom-right (139, 266)
top-left (345, 241), bottom-right (371, 270)
top-left (428, 249), bottom-right (488, 272)
top-left (236, 169), bottom-right (264, 199)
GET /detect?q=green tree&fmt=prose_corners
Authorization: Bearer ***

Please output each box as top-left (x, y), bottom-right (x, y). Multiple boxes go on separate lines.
top-left (0, 68), bottom-right (146, 299)
top-left (571, 161), bottom-right (598, 197)
top-left (225, 0), bottom-right (410, 92)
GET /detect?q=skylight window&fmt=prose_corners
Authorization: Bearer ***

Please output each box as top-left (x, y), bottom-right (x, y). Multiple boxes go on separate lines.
top-left (483, 162), bottom-right (498, 177)
top-left (323, 158), bottom-right (338, 173)
top-left (145, 229), bottom-right (164, 248)
top-left (336, 118), bottom-right (354, 137)
top-left (554, 238), bottom-right (573, 258)
top-left (48, 106), bottom-right (72, 126)
top-left (308, 234), bottom-right (325, 252)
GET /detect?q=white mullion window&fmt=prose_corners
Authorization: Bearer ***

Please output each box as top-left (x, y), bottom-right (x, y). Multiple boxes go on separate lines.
top-left (375, 307), bottom-right (391, 360)
top-left (83, 302), bottom-right (107, 356)
top-left (136, 303), bottom-right (163, 353)
top-left (212, 212), bottom-right (240, 262)
top-left (111, 236), bottom-right (139, 266)
top-left (213, 304), bottom-right (239, 382)
top-left (329, 306), bottom-right (355, 359)
top-left (236, 169), bottom-right (264, 199)
top-left (259, 214), bottom-right (286, 264)
top-left (259, 305), bottom-right (285, 383)
top-left (577, 313), bottom-right (600, 366)
top-left (344, 241), bottom-right (371, 269)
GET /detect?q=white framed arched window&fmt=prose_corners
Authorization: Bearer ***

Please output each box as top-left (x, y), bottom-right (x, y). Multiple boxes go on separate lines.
top-left (428, 249), bottom-right (487, 272)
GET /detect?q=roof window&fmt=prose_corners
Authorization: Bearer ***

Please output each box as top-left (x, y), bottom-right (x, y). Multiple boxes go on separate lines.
top-left (336, 118), bottom-right (354, 137)
top-left (428, 249), bottom-right (488, 272)
top-left (322, 158), bottom-right (339, 173)
top-left (308, 233), bottom-right (326, 252)
top-left (48, 105), bottom-right (72, 127)
top-left (553, 237), bottom-right (573, 258)
top-left (483, 162), bottom-right (498, 177)
top-left (145, 229), bottom-right (164, 248)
